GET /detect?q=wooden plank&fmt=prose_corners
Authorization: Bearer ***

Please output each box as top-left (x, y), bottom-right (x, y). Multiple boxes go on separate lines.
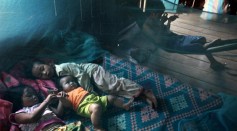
top-left (146, 56), bottom-right (237, 96)
top-left (168, 11), bottom-right (237, 66)
top-left (171, 25), bottom-right (219, 41)
top-left (147, 49), bottom-right (237, 92)
top-left (152, 48), bottom-right (237, 82)
top-left (148, 62), bottom-right (237, 96)
top-left (171, 22), bottom-right (235, 39)
top-left (174, 17), bottom-right (237, 35)
top-left (111, 6), bottom-right (237, 97)
top-left (170, 9), bottom-right (237, 33)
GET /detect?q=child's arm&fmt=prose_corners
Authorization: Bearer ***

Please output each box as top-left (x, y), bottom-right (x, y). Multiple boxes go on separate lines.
top-left (48, 100), bottom-right (64, 117)
top-left (57, 91), bottom-right (73, 108)
top-left (160, 13), bottom-right (169, 24)
top-left (166, 14), bottom-right (179, 30)
top-left (142, 21), bottom-right (167, 47)
top-left (14, 94), bottom-right (57, 124)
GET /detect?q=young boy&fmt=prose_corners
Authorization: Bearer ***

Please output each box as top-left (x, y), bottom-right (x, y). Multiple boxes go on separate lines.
top-left (29, 60), bottom-right (158, 109)
top-left (133, 0), bottom-right (226, 70)
top-left (57, 75), bottom-right (134, 131)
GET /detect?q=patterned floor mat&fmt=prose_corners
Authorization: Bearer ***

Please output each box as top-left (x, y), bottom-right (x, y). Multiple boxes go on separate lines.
top-left (64, 53), bottom-right (223, 131)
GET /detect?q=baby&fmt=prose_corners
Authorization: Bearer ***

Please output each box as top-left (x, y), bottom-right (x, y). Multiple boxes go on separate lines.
top-left (57, 75), bottom-right (134, 131)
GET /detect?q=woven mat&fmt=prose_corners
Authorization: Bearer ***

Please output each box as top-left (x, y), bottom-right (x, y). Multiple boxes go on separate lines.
top-left (64, 53), bottom-right (223, 131)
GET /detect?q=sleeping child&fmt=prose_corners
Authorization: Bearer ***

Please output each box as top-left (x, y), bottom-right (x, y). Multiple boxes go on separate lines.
top-left (5, 85), bottom-right (88, 131)
top-left (57, 75), bottom-right (134, 131)
top-left (28, 60), bottom-right (158, 109)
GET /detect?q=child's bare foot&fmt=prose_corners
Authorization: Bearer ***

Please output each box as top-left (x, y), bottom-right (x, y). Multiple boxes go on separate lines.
top-left (123, 98), bottom-right (134, 110)
top-left (143, 89), bottom-right (158, 110)
top-left (210, 61), bottom-right (226, 70)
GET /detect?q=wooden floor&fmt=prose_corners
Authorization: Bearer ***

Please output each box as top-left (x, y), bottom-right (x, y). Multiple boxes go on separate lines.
top-left (108, 7), bottom-right (237, 96)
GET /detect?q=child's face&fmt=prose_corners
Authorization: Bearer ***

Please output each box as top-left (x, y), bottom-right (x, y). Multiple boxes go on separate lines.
top-left (32, 63), bottom-right (55, 79)
top-left (60, 76), bottom-right (78, 93)
top-left (22, 87), bottom-right (39, 107)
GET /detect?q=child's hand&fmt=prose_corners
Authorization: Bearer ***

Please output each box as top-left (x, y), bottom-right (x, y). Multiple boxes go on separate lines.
top-left (47, 89), bottom-right (58, 95)
top-left (44, 94), bottom-right (57, 104)
top-left (57, 91), bottom-right (69, 98)
top-left (57, 91), bottom-right (72, 108)
top-left (160, 13), bottom-right (168, 23)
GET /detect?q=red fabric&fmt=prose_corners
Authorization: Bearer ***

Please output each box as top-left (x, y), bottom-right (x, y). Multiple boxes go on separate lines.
top-left (9, 125), bottom-right (21, 131)
top-left (0, 79), bottom-right (7, 99)
top-left (0, 60), bottom-right (57, 130)
top-left (1, 71), bottom-right (57, 97)
top-left (0, 99), bottom-right (13, 131)
top-left (8, 60), bottom-right (57, 96)
top-left (1, 72), bottom-right (19, 88)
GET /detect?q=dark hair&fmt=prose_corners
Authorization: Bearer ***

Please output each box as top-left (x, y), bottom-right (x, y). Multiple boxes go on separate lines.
top-left (24, 59), bottom-right (44, 79)
top-left (56, 75), bottom-right (80, 91)
top-left (3, 85), bottom-right (25, 112)
top-left (3, 85), bottom-right (43, 112)
top-left (25, 59), bottom-right (55, 77)
top-left (128, 0), bottom-right (166, 28)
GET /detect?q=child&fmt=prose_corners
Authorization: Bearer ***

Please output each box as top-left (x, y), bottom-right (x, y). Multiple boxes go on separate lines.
top-left (57, 75), bottom-right (134, 131)
top-left (28, 60), bottom-right (158, 109)
top-left (5, 85), bottom-right (88, 131)
top-left (134, 0), bottom-right (229, 70)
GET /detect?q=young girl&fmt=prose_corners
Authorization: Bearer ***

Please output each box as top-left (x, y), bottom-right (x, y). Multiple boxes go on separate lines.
top-left (5, 85), bottom-right (88, 131)
top-left (57, 75), bottom-right (134, 131)
top-left (28, 60), bottom-right (158, 109)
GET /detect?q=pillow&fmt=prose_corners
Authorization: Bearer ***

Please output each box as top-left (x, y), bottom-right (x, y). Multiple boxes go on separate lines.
top-left (1, 72), bottom-right (19, 88)
top-left (8, 60), bottom-right (57, 97)
top-left (0, 72), bottom-right (19, 99)
top-left (0, 79), bottom-right (7, 99)
top-left (0, 99), bottom-right (13, 131)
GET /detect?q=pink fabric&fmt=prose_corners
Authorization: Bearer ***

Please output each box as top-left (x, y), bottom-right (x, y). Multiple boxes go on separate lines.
top-left (9, 111), bottom-right (64, 131)
top-left (8, 60), bottom-right (57, 96)
top-left (1, 72), bottom-right (19, 88)
top-left (34, 118), bottom-right (65, 131)
top-left (9, 125), bottom-right (21, 131)
top-left (0, 99), bottom-right (13, 131)
top-left (0, 79), bottom-right (6, 99)
top-left (1, 70), bottom-right (57, 97)
top-left (1, 60), bottom-right (57, 130)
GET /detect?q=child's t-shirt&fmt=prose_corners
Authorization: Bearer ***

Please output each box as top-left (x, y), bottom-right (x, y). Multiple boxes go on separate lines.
top-left (67, 87), bottom-right (89, 111)
top-left (9, 104), bottom-right (62, 131)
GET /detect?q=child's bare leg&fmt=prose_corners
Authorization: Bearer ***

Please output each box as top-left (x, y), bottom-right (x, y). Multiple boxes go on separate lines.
top-left (205, 52), bottom-right (226, 70)
top-left (203, 39), bottom-right (222, 49)
top-left (89, 104), bottom-right (105, 131)
top-left (107, 95), bottom-right (134, 110)
top-left (142, 89), bottom-right (158, 110)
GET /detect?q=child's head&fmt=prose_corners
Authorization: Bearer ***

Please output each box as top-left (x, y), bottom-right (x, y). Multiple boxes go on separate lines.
top-left (3, 85), bottom-right (43, 112)
top-left (59, 75), bottom-right (79, 93)
top-left (134, 0), bottom-right (166, 27)
top-left (30, 60), bottom-right (56, 79)
top-left (145, 0), bottom-right (165, 19)
top-left (21, 86), bottom-right (41, 107)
